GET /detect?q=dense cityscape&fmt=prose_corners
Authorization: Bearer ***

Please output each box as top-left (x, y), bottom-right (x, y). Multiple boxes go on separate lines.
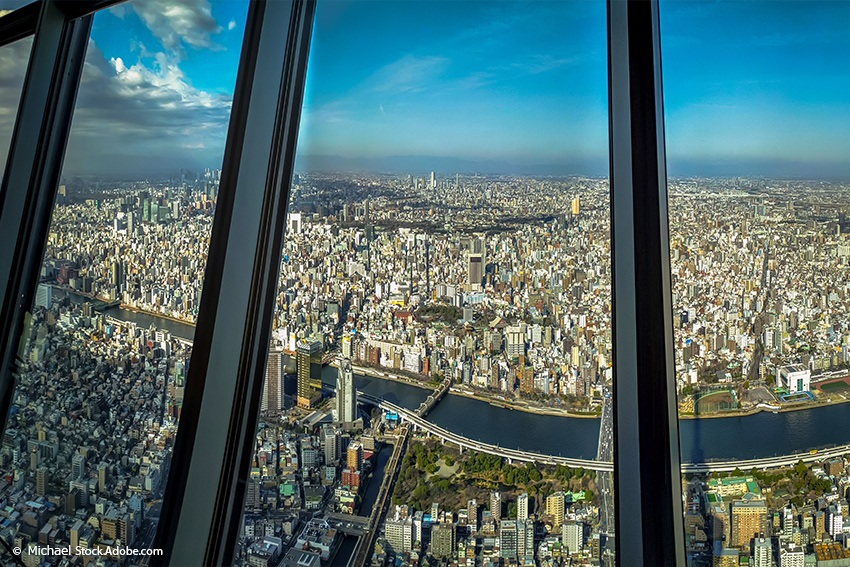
top-left (0, 170), bottom-right (849, 566)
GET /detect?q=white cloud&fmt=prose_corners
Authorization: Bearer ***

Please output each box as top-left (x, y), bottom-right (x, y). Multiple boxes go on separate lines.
top-left (0, 37), bottom-right (33, 163)
top-left (58, 40), bottom-right (234, 176)
top-left (131, 0), bottom-right (223, 55)
top-left (364, 55), bottom-right (448, 95)
top-left (228, 19), bottom-right (237, 31)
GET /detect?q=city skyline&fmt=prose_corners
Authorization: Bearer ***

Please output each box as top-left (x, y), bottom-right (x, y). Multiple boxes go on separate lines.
top-left (2, 0), bottom-right (850, 179)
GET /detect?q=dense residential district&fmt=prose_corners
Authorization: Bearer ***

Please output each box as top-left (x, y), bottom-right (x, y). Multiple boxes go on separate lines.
top-left (2, 171), bottom-right (850, 566)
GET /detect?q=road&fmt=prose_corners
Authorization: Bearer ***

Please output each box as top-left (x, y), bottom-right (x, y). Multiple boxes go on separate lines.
top-left (596, 391), bottom-right (615, 550)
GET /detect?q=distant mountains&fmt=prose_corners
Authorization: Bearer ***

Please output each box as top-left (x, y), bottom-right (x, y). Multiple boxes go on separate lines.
top-left (293, 154), bottom-right (609, 177)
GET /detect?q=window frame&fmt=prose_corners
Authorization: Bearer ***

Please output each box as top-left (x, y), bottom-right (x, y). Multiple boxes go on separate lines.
top-left (608, 1), bottom-right (685, 565)
top-left (0, 0), bottom-right (686, 565)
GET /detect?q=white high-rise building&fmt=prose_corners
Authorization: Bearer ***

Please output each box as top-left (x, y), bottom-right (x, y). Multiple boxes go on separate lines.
top-left (517, 492), bottom-right (529, 522)
top-left (336, 358), bottom-right (357, 425)
top-left (562, 521), bottom-right (583, 555)
top-left (35, 284), bottom-right (52, 310)
top-left (71, 453), bottom-right (86, 481)
top-left (779, 543), bottom-right (804, 567)
top-left (752, 537), bottom-right (772, 567)
top-left (517, 519), bottom-right (534, 558)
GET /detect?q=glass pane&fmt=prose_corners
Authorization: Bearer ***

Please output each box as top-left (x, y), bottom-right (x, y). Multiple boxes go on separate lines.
top-left (236, 1), bottom-right (613, 566)
top-left (0, 35), bottom-right (32, 185)
top-left (661, 1), bottom-right (850, 565)
top-left (1, 1), bottom-right (247, 564)
top-left (0, 2), bottom-right (33, 14)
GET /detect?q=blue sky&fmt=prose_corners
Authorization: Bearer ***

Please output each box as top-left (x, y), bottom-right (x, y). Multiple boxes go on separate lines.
top-left (1, 0), bottom-right (849, 178)
top-left (660, 0), bottom-right (850, 179)
top-left (296, 1), bottom-right (609, 174)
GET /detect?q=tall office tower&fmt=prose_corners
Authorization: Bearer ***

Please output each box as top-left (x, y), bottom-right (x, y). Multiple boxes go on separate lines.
top-left (126, 211), bottom-right (134, 235)
top-left (111, 261), bottom-right (123, 292)
top-left (468, 499), bottom-right (479, 532)
top-left (517, 492), bottom-right (529, 522)
top-left (517, 519), bottom-right (534, 558)
top-left (467, 252), bottom-right (484, 289)
top-left (35, 284), bottom-right (52, 309)
top-left (323, 426), bottom-right (339, 464)
top-left (430, 171), bottom-right (436, 190)
top-left (262, 349), bottom-right (283, 413)
top-left (97, 462), bottom-right (108, 493)
top-left (288, 212), bottom-right (302, 234)
top-left (546, 492), bottom-right (566, 532)
top-left (782, 506), bottom-right (795, 539)
top-left (362, 199), bottom-right (370, 222)
top-left (730, 499), bottom-right (769, 548)
top-left (347, 442), bottom-right (363, 471)
top-left (562, 521), bottom-right (583, 555)
top-left (336, 358), bottom-right (357, 426)
top-left (571, 196), bottom-right (581, 216)
top-left (500, 520), bottom-right (518, 560)
top-left (296, 338), bottom-right (323, 409)
top-left (752, 537), bottom-right (772, 567)
top-left (341, 335), bottom-right (353, 359)
top-left (471, 237), bottom-right (484, 254)
top-left (490, 492), bottom-right (502, 523)
top-left (71, 453), bottom-right (86, 481)
top-left (36, 468), bottom-right (47, 496)
top-left (829, 504), bottom-right (843, 537)
top-left (431, 523), bottom-right (455, 559)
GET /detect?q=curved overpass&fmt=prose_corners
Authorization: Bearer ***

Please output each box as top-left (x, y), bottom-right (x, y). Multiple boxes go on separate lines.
top-left (358, 392), bottom-right (850, 473)
top-left (359, 392), bottom-right (613, 472)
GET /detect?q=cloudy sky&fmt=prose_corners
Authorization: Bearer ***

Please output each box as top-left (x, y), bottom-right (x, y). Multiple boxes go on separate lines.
top-left (0, 0), bottom-right (849, 179)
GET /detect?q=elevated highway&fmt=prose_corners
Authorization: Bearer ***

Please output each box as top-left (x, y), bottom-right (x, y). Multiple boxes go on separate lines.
top-left (349, 423), bottom-right (408, 567)
top-left (357, 391), bottom-right (850, 473)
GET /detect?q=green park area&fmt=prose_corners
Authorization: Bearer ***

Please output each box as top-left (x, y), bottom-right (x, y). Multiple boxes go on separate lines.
top-left (818, 379), bottom-right (850, 394)
top-left (392, 437), bottom-right (596, 514)
top-left (707, 462), bottom-right (834, 509)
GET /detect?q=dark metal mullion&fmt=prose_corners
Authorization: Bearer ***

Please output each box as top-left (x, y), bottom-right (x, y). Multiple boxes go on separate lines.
top-left (151, 1), bottom-right (270, 562)
top-left (151, 1), bottom-right (315, 564)
top-left (608, 0), bottom-right (685, 565)
top-left (212, 0), bottom-right (315, 563)
top-left (0, 0), bottom-right (128, 49)
top-left (0, 0), bottom-right (92, 441)
top-left (0, 2), bottom-right (38, 47)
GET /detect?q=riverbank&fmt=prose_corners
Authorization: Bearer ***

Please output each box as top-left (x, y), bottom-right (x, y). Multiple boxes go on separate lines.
top-left (679, 391), bottom-right (850, 420)
top-left (118, 303), bottom-right (197, 328)
top-left (352, 362), bottom-right (850, 422)
top-left (338, 362), bottom-right (435, 392)
top-left (447, 387), bottom-right (601, 419)
top-left (338, 362), bottom-right (598, 419)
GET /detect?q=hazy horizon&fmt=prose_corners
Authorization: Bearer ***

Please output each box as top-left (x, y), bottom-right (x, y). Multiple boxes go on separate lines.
top-left (2, 0), bottom-right (849, 180)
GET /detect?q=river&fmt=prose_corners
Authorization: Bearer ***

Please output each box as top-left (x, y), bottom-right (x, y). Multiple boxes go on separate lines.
top-left (56, 288), bottom-right (850, 463)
